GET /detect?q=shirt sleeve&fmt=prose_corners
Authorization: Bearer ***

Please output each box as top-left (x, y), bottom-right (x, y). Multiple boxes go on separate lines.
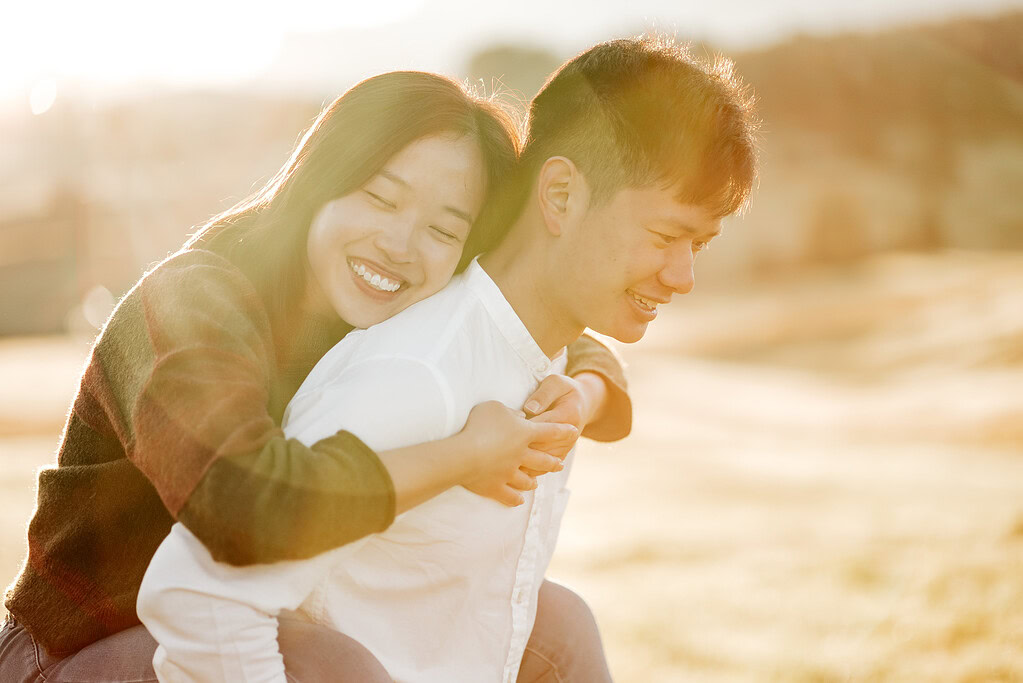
top-left (138, 522), bottom-right (326, 683)
top-left (565, 332), bottom-right (633, 442)
top-left (125, 251), bottom-right (395, 566)
top-left (136, 354), bottom-right (453, 683)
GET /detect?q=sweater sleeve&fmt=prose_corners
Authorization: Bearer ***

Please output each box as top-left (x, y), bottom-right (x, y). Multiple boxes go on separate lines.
top-left (565, 332), bottom-right (632, 442)
top-left (137, 356), bottom-right (454, 682)
top-left (127, 251), bottom-right (395, 566)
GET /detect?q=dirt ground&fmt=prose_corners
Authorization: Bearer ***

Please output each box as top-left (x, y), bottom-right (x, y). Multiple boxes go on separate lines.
top-left (2, 250), bottom-right (1022, 681)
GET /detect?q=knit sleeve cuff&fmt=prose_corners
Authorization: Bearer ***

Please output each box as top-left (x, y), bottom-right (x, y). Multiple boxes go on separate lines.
top-left (565, 333), bottom-right (632, 442)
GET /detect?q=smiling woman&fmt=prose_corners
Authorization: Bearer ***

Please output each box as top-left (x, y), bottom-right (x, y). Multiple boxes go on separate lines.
top-left (305, 134), bottom-right (486, 328)
top-left (0, 71), bottom-right (632, 681)
top-left (188, 73), bottom-right (522, 354)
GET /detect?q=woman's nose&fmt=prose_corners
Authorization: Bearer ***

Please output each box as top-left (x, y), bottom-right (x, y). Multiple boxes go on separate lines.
top-left (373, 218), bottom-right (417, 264)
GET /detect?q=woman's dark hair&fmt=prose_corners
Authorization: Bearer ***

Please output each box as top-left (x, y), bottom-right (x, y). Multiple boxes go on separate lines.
top-left (186, 71), bottom-right (520, 340)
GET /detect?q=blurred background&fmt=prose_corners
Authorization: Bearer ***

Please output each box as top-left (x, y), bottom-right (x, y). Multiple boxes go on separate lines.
top-left (2, 0), bottom-right (1022, 680)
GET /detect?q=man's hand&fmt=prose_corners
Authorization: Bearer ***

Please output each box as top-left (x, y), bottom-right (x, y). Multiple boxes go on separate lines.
top-left (458, 401), bottom-right (574, 506)
top-left (518, 372), bottom-right (609, 474)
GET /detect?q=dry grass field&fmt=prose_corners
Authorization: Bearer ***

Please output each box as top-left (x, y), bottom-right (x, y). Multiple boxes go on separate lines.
top-left (2, 250), bottom-right (1022, 681)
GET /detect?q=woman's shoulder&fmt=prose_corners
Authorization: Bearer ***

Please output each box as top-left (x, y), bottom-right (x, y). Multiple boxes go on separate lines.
top-left (137, 248), bottom-right (250, 291)
top-left (94, 248), bottom-right (271, 358)
top-left (128, 248), bottom-right (263, 317)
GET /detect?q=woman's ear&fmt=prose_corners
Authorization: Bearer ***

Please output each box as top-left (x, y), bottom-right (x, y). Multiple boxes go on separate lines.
top-left (536, 156), bottom-right (587, 237)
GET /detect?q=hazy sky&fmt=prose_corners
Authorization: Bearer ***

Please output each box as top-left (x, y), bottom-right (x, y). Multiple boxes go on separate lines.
top-left (4, 0), bottom-right (1020, 106)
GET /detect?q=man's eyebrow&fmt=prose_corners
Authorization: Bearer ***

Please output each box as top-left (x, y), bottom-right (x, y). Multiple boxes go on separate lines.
top-left (662, 218), bottom-right (721, 238)
top-left (697, 224), bottom-right (722, 238)
top-left (379, 170), bottom-right (474, 225)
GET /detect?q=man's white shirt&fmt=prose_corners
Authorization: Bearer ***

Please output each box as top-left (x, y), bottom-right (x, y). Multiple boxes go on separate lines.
top-left (137, 258), bottom-right (573, 683)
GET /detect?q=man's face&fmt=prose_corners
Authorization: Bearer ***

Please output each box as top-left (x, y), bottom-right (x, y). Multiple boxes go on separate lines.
top-left (556, 184), bottom-right (721, 343)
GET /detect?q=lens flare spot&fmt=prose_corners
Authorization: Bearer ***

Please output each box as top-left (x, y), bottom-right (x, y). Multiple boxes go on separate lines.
top-left (82, 285), bottom-right (115, 330)
top-left (29, 79), bottom-right (57, 115)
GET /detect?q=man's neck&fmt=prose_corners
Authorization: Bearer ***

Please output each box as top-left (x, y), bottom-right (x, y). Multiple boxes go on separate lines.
top-left (479, 224), bottom-right (582, 359)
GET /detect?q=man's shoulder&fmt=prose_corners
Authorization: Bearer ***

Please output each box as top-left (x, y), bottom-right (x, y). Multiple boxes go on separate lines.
top-left (286, 280), bottom-right (485, 441)
top-left (352, 274), bottom-right (488, 359)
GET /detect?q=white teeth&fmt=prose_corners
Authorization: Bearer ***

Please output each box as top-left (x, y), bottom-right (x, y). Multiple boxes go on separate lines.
top-left (350, 261), bottom-right (401, 292)
top-left (630, 292), bottom-right (657, 310)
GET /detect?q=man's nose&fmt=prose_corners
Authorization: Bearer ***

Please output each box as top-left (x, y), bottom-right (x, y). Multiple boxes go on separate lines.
top-left (659, 241), bottom-right (695, 294)
top-left (373, 219), bottom-right (417, 263)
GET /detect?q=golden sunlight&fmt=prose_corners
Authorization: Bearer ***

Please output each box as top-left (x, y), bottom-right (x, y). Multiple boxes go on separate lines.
top-left (1, 0), bottom-right (427, 101)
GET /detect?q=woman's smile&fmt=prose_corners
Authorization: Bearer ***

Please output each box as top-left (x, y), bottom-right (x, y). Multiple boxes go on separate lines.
top-left (306, 134), bottom-right (486, 329)
top-left (348, 257), bottom-right (406, 294)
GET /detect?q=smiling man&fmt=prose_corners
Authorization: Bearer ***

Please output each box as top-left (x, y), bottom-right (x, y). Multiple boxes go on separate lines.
top-left (138, 37), bottom-right (758, 683)
top-left (481, 37), bottom-right (756, 355)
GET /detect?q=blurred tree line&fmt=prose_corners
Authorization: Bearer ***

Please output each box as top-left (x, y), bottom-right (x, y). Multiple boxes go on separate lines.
top-left (1, 12), bottom-right (1020, 335)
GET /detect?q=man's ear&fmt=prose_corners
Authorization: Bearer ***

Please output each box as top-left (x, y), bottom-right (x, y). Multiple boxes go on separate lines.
top-left (536, 156), bottom-right (587, 237)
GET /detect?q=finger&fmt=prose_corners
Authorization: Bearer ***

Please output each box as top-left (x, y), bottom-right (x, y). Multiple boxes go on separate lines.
top-left (522, 375), bottom-right (571, 416)
top-left (528, 404), bottom-right (580, 429)
top-left (527, 404), bottom-right (565, 423)
top-left (520, 449), bottom-right (565, 473)
top-left (535, 444), bottom-right (571, 460)
top-left (529, 420), bottom-right (578, 446)
top-left (508, 470), bottom-right (538, 492)
top-left (499, 487), bottom-right (526, 507)
top-left (520, 466), bottom-right (544, 477)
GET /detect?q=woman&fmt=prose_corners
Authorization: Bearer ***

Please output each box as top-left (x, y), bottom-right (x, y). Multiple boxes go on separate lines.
top-left (1, 71), bottom-right (628, 681)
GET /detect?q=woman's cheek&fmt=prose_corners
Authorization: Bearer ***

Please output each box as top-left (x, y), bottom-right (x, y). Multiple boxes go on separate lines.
top-left (417, 237), bottom-right (456, 282)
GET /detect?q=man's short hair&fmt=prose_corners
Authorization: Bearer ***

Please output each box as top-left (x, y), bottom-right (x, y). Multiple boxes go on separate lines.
top-left (518, 36), bottom-right (759, 218)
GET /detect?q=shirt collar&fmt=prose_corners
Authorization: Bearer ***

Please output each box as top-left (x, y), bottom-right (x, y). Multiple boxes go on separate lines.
top-left (463, 257), bottom-right (564, 379)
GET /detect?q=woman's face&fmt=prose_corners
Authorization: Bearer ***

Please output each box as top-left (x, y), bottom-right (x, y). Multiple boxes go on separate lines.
top-left (306, 134), bottom-right (486, 328)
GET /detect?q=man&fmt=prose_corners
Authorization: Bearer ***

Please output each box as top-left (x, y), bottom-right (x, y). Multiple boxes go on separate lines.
top-left (137, 36), bottom-right (757, 682)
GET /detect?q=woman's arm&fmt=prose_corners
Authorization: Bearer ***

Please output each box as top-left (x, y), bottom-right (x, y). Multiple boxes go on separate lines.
top-left (127, 252), bottom-right (396, 565)
top-left (131, 251), bottom-right (569, 567)
top-left (380, 401), bottom-right (574, 513)
top-left (138, 352), bottom-right (576, 682)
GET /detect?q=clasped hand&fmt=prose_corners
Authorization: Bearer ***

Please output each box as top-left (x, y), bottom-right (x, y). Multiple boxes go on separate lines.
top-left (458, 374), bottom-right (593, 506)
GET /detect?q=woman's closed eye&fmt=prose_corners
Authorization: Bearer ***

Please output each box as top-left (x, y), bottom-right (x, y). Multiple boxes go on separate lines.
top-left (365, 190), bottom-right (397, 210)
top-left (429, 225), bottom-right (461, 242)
top-left (651, 231), bottom-right (676, 246)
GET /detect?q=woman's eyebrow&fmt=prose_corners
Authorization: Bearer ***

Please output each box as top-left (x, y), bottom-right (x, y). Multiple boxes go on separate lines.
top-left (445, 206), bottom-right (474, 225)
top-left (378, 170), bottom-right (409, 187)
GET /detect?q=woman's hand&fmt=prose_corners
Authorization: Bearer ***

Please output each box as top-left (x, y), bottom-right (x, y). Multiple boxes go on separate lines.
top-left (457, 401), bottom-right (577, 507)
top-left (517, 373), bottom-right (608, 474)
